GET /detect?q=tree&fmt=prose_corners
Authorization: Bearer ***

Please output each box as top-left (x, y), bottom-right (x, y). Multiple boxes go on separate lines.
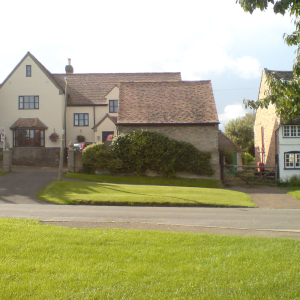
top-left (225, 113), bottom-right (256, 156)
top-left (237, 0), bottom-right (300, 122)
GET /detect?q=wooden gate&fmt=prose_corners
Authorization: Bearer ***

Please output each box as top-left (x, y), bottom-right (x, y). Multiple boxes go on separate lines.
top-left (221, 162), bottom-right (278, 186)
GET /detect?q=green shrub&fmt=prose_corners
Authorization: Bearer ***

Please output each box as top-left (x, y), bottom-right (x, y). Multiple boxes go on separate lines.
top-left (279, 175), bottom-right (300, 187)
top-left (242, 152), bottom-right (255, 165)
top-left (219, 149), bottom-right (234, 164)
top-left (82, 143), bottom-right (123, 174)
top-left (111, 131), bottom-right (214, 177)
top-left (82, 143), bottom-right (111, 170)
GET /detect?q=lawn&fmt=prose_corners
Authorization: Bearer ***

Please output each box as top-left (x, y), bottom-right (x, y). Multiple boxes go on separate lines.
top-left (0, 171), bottom-right (7, 176)
top-left (65, 172), bottom-right (220, 188)
top-left (36, 180), bottom-right (256, 207)
top-left (288, 189), bottom-right (300, 200)
top-left (0, 218), bottom-right (299, 299)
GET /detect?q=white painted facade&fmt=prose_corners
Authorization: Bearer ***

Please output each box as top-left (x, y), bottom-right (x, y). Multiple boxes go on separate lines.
top-left (278, 125), bottom-right (300, 180)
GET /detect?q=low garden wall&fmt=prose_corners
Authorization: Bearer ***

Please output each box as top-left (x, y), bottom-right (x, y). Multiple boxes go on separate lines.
top-left (12, 147), bottom-right (61, 167)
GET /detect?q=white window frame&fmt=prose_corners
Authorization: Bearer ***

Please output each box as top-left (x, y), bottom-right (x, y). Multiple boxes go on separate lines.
top-left (283, 125), bottom-right (300, 137)
top-left (284, 152), bottom-right (300, 169)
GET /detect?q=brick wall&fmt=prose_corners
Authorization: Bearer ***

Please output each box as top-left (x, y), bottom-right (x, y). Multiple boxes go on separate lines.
top-left (254, 69), bottom-right (280, 167)
top-left (118, 124), bottom-right (220, 179)
top-left (12, 147), bottom-right (61, 167)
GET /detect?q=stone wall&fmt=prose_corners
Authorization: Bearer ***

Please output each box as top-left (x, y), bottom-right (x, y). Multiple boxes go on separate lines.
top-left (254, 69), bottom-right (280, 167)
top-left (68, 149), bottom-right (83, 172)
top-left (118, 124), bottom-right (220, 179)
top-left (11, 147), bottom-right (61, 167)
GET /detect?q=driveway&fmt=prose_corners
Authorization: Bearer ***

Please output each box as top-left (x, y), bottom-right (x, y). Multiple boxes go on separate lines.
top-left (0, 165), bottom-right (59, 204)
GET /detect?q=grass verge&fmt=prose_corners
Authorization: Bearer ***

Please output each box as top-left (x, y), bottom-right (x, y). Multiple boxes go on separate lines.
top-left (0, 172), bottom-right (7, 176)
top-left (288, 190), bottom-right (300, 200)
top-left (36, 180), bottom-right (256, 207)
top-left (65, 172), bottom-right (220, 188)
top-left (0, 218), bottom-right (299, 299)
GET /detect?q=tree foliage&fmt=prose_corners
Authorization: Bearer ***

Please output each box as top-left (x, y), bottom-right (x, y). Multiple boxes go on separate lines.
top-left (237, 0), bottom-right (300, 121)
top-left (225, 113), bottom-right (256, 155)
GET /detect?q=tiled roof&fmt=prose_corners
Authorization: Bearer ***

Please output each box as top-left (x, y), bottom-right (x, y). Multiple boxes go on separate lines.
top-left (10, 118), bottom-right (48, 129)
top-left (265, 69), bottom-right (293, 81)
top-left (218, 133), bottom-right (242, 152)
top-left (117, 81), bottom-right (219, 124)
top-left (53, 73), bottom-right (182, 106)
top-left (93, 113), bottom-right (117, 130)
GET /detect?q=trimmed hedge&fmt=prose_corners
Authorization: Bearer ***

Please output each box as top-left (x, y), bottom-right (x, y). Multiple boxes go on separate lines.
top-left (82, 131), bottom-right (214, 177)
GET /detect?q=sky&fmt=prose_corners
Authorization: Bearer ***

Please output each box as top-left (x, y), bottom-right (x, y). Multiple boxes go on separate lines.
top-left (0, 0), bottom-right (296, 130)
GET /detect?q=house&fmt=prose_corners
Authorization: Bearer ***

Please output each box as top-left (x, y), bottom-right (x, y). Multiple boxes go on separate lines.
top-left (117, 81), bottom-right (220, 178)
top-left (0, 52), bottom-right (220, 177)
top-left (254, 68), bottom-right (300, 180)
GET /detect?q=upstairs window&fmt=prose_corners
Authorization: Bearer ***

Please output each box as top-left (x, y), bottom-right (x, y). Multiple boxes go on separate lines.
top-left (109, 100), bottom-right (118, 113)
top-left (74, 113), bottom-right (89, 126)
top-left (19, 96), bottom-right (39, 109)
top-left (26, 65), bottom-right (31, 77)
top-left (285, 152), bottom-right (300, 169)
top-left (283, 125), bottom-right (300, 137)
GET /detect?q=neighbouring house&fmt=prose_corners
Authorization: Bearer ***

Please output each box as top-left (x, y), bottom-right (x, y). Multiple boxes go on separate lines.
top-left (254, 68), bottom-right (300, 180)
top-left (0, 52), bottom-right (220, 177)
top-left (117, 81), bottom-right (220, 178)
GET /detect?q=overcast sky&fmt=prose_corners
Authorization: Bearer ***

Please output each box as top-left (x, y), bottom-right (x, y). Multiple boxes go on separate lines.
top-left (0, 0), bottom-right (296, 130)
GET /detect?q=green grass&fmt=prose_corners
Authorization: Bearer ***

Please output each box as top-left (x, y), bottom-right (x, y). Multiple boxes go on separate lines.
top-left (0, 172), bottom-right (7, 176)
top-left (1, 218), bottom-right (300, 299)
top-left (65, 172), bottom-right (220, 188)
top-left (288, 189), bottom-right (300, 200)
top-left (36, 180), bottom-right (256, 207)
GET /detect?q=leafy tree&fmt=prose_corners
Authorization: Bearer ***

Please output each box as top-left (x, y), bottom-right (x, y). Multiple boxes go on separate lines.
top-left (225, 113), bottom-right (255, 155)
top-left (237, 0), bottom-right (300, 121)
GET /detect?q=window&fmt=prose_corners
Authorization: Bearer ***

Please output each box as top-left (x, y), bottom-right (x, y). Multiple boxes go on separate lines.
top-left (74, 113), bottom-right (89, 126)
top-left (26, 65), bottom-right (31, 77)
top-left (13, 129), bottom-right (45, 147)
top-left (284, 152), bottom-right (300, 169)
top-left (19, 96), bottom-right (39, 109)
top-left (109, 100), bottom-right (118, 113)
top-left (283, 125), bottom-right (300, 137)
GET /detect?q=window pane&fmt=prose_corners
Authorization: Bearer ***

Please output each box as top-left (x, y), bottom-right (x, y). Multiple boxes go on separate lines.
top-left (296, 154), bottom-right (300, 168)
top-left (29, 102), bottom-right (34, 109)
top-left (291, 126), bottom-right (297, 136)
top-left (284, 126), bottom-right (290, 137)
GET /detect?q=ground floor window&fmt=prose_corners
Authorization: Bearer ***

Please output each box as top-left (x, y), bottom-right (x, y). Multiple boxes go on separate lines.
top-left (284, 152), bottom-right (300, 169)
top-left (13, 129), bottom-right (45, 147)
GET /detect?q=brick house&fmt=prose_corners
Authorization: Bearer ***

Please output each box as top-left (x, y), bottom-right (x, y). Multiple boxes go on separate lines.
top-left (254, 68), bottom-right (300, 180)
top-left (0, 52), bottom-right (219, 177)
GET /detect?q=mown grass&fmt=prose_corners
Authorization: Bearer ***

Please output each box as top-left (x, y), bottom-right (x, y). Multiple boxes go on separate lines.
top-left (0, 172), bottom-right (7, 176)
top-left (36, 180), bottom-right (256, 207)
top-left (288, 190), bottom-right (300, 200)
top-left (65, 172), bottom-right (220, 188)
top-left (1, 218), bottom-right (299, 300)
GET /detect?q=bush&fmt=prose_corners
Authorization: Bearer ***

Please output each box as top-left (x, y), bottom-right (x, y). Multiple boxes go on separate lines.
top-left (279, 175), bottom-right (300, 187)
top-left (82, 143), bottom-right (123, 173)
top-left (111, 131), bottom-right (214, 177)
top-left (219, 149), bottom-right (234, 165)
top-left (242, 152), bottom-right (255, 165)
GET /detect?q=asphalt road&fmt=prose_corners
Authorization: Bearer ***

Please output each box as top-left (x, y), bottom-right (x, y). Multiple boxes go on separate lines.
top-left (0, 166), bottom-right (300, 238)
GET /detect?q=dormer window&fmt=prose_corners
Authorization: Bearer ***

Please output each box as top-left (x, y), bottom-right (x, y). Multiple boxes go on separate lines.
top-left (283, 125), bottom-right (300, 137)
top-left (26, 65), bottom-right (31, 77)
top-left (109, 100), bottom-right (118, 113)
